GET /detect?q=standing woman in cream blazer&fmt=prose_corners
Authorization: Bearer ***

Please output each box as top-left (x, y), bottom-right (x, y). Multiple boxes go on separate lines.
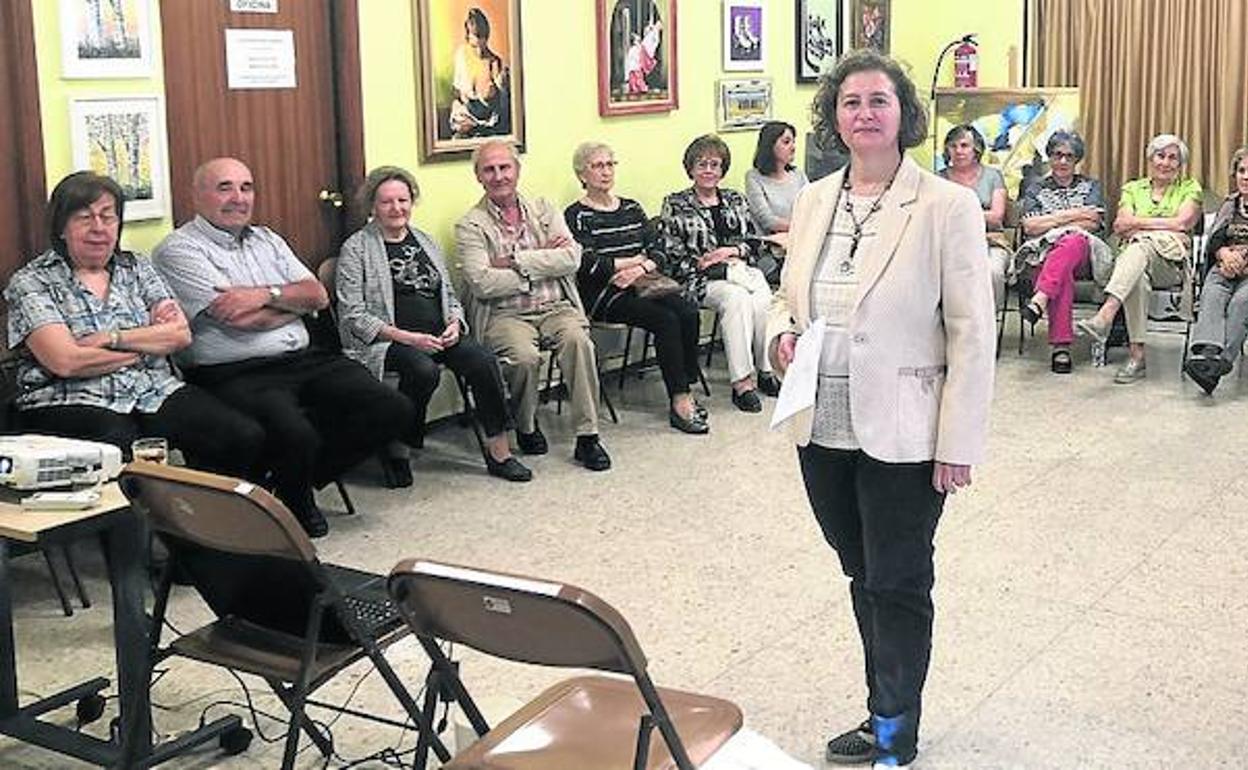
top-left (766, 50), bottom-right (994, 769)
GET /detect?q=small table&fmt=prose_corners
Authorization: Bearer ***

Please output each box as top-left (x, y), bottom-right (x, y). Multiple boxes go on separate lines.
top-left (0, 482), bottom-right (238, 767)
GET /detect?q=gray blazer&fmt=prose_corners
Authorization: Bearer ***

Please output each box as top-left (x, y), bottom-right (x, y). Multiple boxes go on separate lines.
top-left (334, 220), bottom-right (466, 379)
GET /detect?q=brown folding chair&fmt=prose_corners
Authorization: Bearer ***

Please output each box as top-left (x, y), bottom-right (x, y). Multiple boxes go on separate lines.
top-left (118, 463), bottom-right (452, 770)
top-left (388, 558), bottom-right (743, 770)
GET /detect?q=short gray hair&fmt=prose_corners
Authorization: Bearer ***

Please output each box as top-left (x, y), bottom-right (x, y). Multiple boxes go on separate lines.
top-left (1146, 133), bottom-right (1189, 165)
top-left (471, 139), bottom-right (521, 172)
top-left (1045, 130), bottom-right (1086, 162)
top-left (572, 141), bottom-right (613, 182)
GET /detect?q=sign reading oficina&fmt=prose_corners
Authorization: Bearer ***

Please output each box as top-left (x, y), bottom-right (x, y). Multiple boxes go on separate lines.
top-left (230, 0), bottom-right (278, 12)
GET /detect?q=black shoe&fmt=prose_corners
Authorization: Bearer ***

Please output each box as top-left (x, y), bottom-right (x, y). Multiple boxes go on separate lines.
top-left (294, 504), bottom-right (329, 539)
top-left (731, 388), bottom-right (762, 412)
top-left (516, 425), bottom-right (548, 455)
top-left (669, 408), bottom-right (709, 434)
top-left (1020, 299), bottom-right (1044, 327)
top-left (693, 399), bottom-right (709, 421)
top-left (486, 455), bottom-right (533, 482)
top-left (757, 372), bottom-right (781, 397)
top-left (383, 457), bottom-right (413, 489)
top-left (1183, 358), bottom-right (1221, 396)
top-left (826, 719), bottom-right (874, 765)
top-left (1050, 348), bottom-right (1072, 374)
top-left (573, 435), bottom-right (612, 471)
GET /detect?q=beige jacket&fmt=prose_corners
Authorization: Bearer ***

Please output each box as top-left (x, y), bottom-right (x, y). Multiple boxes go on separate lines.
top-left (766, 157), bottom-right (995, 465)
top-left (454, 195), bottom-right (585, 336)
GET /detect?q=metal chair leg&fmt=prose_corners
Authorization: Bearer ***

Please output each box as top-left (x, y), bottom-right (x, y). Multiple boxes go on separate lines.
top-left (705, 311), bottom-right (721, 368)
top-left (618, 326), bottom-right (635, 391)
top-left (335, 480), bottom-right (356, 516)
top-left (60, 544), bottom-right (90, 609)
top-left (41, 548), bottom-right (74, 617)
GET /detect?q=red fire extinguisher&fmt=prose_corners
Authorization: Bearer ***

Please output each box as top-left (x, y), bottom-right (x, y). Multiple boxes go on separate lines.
top-left (954, 38), bottom-right (978, 88)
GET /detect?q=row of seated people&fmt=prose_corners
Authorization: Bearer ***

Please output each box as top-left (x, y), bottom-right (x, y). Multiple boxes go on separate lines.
top-left (941, 124), bottom-right (1248, 393)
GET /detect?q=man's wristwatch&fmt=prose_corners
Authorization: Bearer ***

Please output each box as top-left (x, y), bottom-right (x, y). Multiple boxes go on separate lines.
top-left (267, 285), bottom-right (283, 304)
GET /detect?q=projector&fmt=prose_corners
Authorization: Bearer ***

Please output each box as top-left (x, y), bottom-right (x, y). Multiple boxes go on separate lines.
top-left (0, 435), bottom-right (124, 490)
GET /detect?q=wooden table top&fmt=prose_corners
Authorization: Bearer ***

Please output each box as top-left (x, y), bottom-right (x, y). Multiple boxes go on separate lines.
top-left (0, 484), bottom-right (129, 543)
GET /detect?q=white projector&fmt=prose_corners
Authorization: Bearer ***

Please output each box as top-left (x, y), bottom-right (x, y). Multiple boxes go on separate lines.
top-left (0, 435), bottom-right (124, 490)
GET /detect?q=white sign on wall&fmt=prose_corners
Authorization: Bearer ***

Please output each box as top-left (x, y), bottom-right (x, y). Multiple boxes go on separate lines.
top-left (229, 0), bottom-right (278, 12)
top-left (224, 28), bottom-right (296, 89)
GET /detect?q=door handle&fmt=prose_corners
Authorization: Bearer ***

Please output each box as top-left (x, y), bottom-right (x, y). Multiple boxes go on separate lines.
top-left (318, 189), bottom-right (344, 208)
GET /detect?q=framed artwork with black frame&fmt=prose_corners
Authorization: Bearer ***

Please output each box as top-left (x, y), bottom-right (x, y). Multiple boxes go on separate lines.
top-left (596, 0), bottom-right (678, 117)
top-left (413, 0), bottom-right (525, 162)
top-left (796, 0), bottom-right (841, 83)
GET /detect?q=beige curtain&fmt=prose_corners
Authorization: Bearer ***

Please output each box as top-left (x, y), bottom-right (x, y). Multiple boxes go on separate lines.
top-left (1029, 0), bottom-right (1248, 213)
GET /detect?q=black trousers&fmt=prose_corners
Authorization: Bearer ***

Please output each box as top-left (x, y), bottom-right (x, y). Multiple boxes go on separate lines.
top-left (797, 444), bottom-right (945, 757)
top-left (600, 291), bottom-right (702, 398)
top-left (187, 350), bottom-right (413, 516)
top-left (384, 338), bottom-right (513, 443)
top-left (18, 385), bottom-right (266, 479)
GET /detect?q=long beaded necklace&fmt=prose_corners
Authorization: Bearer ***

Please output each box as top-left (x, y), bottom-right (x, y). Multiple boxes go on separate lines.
top-left (838, 162), bottom-right (901, 274)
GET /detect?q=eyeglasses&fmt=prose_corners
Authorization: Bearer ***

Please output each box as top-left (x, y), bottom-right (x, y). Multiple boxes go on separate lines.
top-left (588, 160), bottom-right (618, 171)
top-left (694, 158), bottom-right (723, 171)
top-left (1050, 151), bottom-right (1078, 161)
top-left (69, 210), bottom-right (120, 227)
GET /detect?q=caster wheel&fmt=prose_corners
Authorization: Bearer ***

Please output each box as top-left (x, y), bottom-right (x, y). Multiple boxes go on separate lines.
top-left (220, 725), bottom-right (253, 756)
top-left (76, 693), bottom-right (106, 725)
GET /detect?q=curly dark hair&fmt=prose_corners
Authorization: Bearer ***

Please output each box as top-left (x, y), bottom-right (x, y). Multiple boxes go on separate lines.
top-left (46, 171), bottom-right (125, 254)
top-left (681, 134), bottom-right (732, 178)
top-left (811, 49), bottom-right (927, 155)
top-left (752, 121), bottom-right (798, 174)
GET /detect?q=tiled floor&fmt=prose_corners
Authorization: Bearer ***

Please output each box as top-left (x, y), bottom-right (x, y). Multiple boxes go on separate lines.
top-left (2, 323), bottom-right (1246, 768)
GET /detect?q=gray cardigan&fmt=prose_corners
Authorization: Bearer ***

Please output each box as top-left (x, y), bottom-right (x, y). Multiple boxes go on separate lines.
top-left (334, 220), bottom-right (466, 379)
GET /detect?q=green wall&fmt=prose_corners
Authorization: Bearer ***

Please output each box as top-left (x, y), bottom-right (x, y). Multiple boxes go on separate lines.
top-left (30, 0), bottom-right (1024, 257)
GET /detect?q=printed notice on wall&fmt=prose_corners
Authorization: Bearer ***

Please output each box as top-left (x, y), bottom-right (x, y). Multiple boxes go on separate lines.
top-left (229, 0), bottom-right (278, 12)
top-left (225, 29), bottom-right (296, 89)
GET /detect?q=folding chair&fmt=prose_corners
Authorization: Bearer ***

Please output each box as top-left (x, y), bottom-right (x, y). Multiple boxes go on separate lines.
top-left (388, 558), bottom-right (743, 770)
top-left (119, 463), bottom-right (451, 770)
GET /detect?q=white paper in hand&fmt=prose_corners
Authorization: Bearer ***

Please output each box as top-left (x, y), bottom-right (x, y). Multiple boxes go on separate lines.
top-left (769, 318), bottom-right (827, 430)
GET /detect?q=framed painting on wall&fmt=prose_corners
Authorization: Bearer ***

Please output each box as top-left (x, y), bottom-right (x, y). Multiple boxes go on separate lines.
top-left (848, 0), bottom-right (889, 53)
top-left (717, 78), bottom-right (772, 131)
top-left (59, 0), bottom-right (154, 79)
top-left (933, 87), bottom-right (1081, 198)
top-left (596, 0), bottom-right (678, 117)
top-left (69, 96), bottom-right (170, 221)
top-left (722, 0), bottom-right (765, 72)
top-left (413, 0), bottom-right (525, 162)
top-left (796, 0), bottom-right (841, 83)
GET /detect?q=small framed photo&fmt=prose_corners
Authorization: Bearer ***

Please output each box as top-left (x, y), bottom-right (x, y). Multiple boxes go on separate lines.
top-left (596, 0), bottom-right (679, 117)
top-left (412, 0), bottom-right (526, 162)
top-left (69, 96), bottom-right (170, 222)
top-left (59, 0), bottom-right (154, 79)
top-left (722, 0), bottom-right (766, 72)
top-left (796, 0), bottom-right (841, 83)
top-left (849, 0), bottom-right (890, 53)
top-left (717, 78), bottom-right (773, 132)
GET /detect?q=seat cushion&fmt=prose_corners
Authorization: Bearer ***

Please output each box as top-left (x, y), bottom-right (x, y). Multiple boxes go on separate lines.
top-left (448, 674), bottom-right (743, 770)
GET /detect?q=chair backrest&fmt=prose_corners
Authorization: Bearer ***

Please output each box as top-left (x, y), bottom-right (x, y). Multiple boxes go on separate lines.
top-left (317, 256), bottom-right (338, 296)
top-left (388, 558), bottom-right (649, 675)
top-left (118, 463), bottom-right (362, 641)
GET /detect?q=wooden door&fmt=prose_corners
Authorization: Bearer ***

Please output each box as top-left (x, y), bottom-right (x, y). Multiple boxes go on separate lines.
top-left (159, 0), bottom-right (364, 265)
top-left (0, 0), bottom-right (46, 290)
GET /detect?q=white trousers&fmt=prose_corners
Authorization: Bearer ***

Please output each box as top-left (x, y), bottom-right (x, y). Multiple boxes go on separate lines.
top-left (703, 276), bottom-right (772, 383)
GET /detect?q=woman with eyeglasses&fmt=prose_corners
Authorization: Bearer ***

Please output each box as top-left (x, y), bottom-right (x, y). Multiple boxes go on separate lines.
top-left (938, 124), bottom-right (1010, 310)
top-left (1077, 133), bottom-right (1204, 383)
top-left (564, 142), bottom-right (708, 434)
top-left (1013, 130), bottom-right (1109, 373)
top-left (3, 171), bottom-right (264, 474)
top-left (659, 133), bottom-right (777, 413)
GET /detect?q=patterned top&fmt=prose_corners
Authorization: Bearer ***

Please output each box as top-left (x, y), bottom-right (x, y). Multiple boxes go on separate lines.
top-left (808, 193), bottom-right (882, 450)
top-left (564, 197), bottom-right (656, 318)
top-left (152, 216), bottom-right (314, 367)
top-left (1118, 176), bottom-right (1203, 220)
top-left (487, 198), bottom-right (563, 313)
top-left (4, 249), bottom-right (184, 413)
top-left (1020, 174), bottom-right (1107, 238)
top-left (658, 186), bottom-right (759, 303)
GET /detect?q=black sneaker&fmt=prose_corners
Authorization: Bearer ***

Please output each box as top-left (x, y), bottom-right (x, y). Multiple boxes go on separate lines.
top-left (486, 455), bottom-right (533, 482)
top-left (826, 719), bottom-right (874, 765)
top-left (516, 425), bottom-right (548, 455)
top-left (573, 435), bottom-right (612, 471)
top-left (731, 388), bottom-right (762, 412)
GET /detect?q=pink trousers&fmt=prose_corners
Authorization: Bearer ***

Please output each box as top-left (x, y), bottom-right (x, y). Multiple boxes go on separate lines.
top-left (1033, 232), bottom-right (1091, 345)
